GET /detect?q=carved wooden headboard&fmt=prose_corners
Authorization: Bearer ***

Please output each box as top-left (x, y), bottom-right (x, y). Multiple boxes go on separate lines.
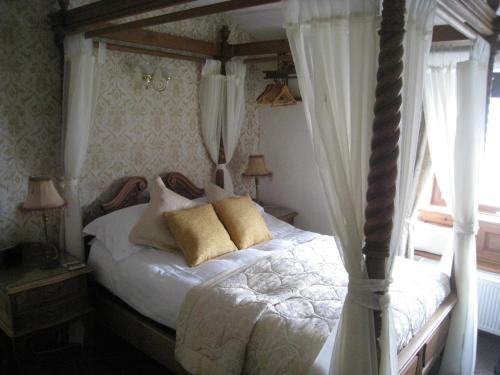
top-left (99, 172), bottom-right (205, 216)
top-left (84, 172), bottom-right (205, 261)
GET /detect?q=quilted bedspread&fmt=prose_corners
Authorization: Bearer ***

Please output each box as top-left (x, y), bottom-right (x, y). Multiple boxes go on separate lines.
top-left (175, 235), bottom-right (348, 375)
top-left (175, 233), bottom-right (450, 375)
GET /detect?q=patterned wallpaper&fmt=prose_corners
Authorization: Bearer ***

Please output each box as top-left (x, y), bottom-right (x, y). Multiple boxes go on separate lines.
top-left (0, 0), bottom-right (265, 247)
top-left (79, 11), bottom-right (264, 223)
top-left (0, 0), bottom-right (62, 248)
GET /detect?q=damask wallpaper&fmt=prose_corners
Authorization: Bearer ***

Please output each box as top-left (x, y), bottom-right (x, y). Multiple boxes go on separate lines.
top-left (0, 0), bottom-right (62, 248)
top-left (0, 0), bottom-right (265, 247)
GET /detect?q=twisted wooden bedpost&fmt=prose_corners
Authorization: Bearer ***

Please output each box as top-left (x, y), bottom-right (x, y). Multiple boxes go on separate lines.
top-left (362, 0), bottom-right (405, 360)
top-left (215, 25), bottom-right (233, 188)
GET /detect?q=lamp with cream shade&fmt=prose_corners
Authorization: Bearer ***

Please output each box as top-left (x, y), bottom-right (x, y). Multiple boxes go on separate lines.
top-left (242, 154), bottom-right (272, 203)
top-left (21, 177), bottom-right (65, 269)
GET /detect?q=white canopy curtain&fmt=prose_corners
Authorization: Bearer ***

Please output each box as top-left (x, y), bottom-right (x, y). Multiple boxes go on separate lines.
top-left (222, 59), bottom-right (246, 192)
top-left (423, 47), bottom-right (470, 275)
top-left (392, 0), bottom-right (437, 260)
top-left (284, 0), bottom-right (437, 373)
top-left (199, 58), bottom-right (245, 192)
top-left (200, 59), bottom-right (226, 186)
top-left (63, 34), bottom-right (105, 259)
top-left (424, 39), bottom-right (490, 375)
top-left (284, 1), bottom-right (380, 374)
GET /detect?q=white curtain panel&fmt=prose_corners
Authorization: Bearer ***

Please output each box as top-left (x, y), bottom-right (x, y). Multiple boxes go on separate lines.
top-left (437, 39), bottom-right (489, 375)
top-left (63, 34), bottom-right (105, 259)
top-left (423, 49), bottom-right (469, 212)
top-left (223, 59), bottom-right (246, 192)
top-left (423, 47), bottom-right (476, 277)
top-left (284, 1), bottom-right (383, 374)
top-left (392, 0), bottom-right (437, 260)
top-left (284, 0), bottom-right (437, 373)
top-left (199, 59), bottom-right (225, 181)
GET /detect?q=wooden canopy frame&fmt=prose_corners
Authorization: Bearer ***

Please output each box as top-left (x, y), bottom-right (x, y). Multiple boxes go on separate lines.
top-left (50, 0), bottom-right (498, 64)
top-left (51, 0), bottom-right (499, 373)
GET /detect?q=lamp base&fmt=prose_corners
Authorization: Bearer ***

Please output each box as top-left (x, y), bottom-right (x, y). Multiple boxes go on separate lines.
top-left (40, 257), bottom-right (60, 270)
top-left (39, 244), bottom-right (59, 270)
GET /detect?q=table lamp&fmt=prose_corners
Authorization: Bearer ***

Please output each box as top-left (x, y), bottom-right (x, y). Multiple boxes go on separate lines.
top-left (242, 154), bottom-right (272, 203)
top-left (21, 176), bottom-right (65, 269)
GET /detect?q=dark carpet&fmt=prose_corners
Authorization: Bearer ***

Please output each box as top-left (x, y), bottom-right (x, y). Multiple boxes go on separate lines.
top-left (1, 326), bottom-right (499, 374)
top-left (0, 325), bottom-right (174, 375)
top-left (476, 331), bottom-right (500, 375)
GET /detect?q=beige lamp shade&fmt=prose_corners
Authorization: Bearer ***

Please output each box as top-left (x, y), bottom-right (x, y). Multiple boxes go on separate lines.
top-left (242, 154), bottom-right (272, 177)
top-left (22, 176), bottom-right (65, 211)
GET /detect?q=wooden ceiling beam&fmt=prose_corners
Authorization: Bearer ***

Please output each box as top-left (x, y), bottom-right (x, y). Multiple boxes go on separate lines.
top-left (85, 0), bottom-right (281, 38)
top-left (244, 56), bottom-right (280, 64)
top-left (102, 42), bottom-right (205, 62)
top-left (100, 28), bottom-right (218, 56)
top-left (52, 0), bottom-right (196, 33)
top-left (437, 0), bottom-right (495, 38)
top-left (233, 26), bottom-right (473, 58)
top-left (233, 40), bottom-right (290, 56)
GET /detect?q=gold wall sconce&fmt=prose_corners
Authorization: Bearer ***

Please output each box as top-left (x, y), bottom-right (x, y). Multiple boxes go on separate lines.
top-left (140, 63), bottom-right (173, 92)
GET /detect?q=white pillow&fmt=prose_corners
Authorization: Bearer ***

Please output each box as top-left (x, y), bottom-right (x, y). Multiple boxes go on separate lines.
top-left (205, 182), bottom-right (237, 202)
top-left (205, 182), bottom-right (265, 213)
top-left (83, 204), bottom-right (147, 261)
top-left (129, 176), bottom-right (197, 251)
top-left (192, 196), bottom-right (209, 204)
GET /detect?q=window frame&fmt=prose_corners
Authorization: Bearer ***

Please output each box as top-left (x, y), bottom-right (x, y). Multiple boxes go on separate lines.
top-left (418, 177), bottom-right (500, 274)
top-left (430, 177), bottom-right (500, 215)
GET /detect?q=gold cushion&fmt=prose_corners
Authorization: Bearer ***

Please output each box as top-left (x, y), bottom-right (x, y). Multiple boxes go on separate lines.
top-left (164, 204), bottom-right (237, 267)
top-left (212, 194), bottom-right (272, 249)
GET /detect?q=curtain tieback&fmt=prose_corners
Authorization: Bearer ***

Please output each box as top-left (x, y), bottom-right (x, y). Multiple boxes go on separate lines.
top-left (216, 164), bottom-right (227, 171)
top-left (401, 218), bottom-right (412, 235)
top-left (347, 276), bottom-right (392, 311)
top-left (453, 220), bottom-right (478, 235)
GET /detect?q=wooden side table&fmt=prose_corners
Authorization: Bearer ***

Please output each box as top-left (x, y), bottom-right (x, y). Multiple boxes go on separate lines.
top-left (0, 244), bottom-right (92, 364)
top-left (263, 205), bottom-right (298, 225)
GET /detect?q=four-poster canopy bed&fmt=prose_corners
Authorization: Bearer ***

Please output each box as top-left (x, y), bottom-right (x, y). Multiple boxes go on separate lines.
top-left (84, 172), bottom-right (456, 375)
top-left (50, 0), bottom-right (499, 374)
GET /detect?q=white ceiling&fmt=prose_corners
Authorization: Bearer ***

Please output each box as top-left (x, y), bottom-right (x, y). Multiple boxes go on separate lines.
top-left (197, 1), bottom-right (448, 41)
top-left (194, 1), bottom-right (285, 40)
top-left (226, 3), bottom-right (285, 40)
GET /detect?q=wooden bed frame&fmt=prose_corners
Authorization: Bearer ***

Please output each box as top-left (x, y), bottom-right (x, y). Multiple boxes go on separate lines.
top-left (52, 0), bottom-right (496, 373)
top-left (85, 172), bottom-right (457, 375)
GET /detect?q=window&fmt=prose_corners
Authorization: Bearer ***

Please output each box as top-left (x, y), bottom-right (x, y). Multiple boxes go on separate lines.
top-left (417, 96), bottom-right (500, 274)
top-left (479, 97), bottom-right (500, 212)
top-left (429, 97), bottom-right (500, 215)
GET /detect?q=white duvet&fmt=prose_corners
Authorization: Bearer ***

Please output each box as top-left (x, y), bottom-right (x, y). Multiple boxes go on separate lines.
top-left (88, 213), bottom-right (317, 329)
top-left (88, 212), bottom-right (450, 373)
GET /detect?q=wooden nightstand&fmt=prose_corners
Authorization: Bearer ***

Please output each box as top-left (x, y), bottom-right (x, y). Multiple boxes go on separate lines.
top-left (0, 244), bottom-right (92, 362)
top-left (263, 205), bottom-right (298, 225)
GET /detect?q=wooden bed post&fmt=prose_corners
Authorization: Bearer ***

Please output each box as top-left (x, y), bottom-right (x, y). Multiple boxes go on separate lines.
top-left (215, 25), bottom-right (234, 189)
top-left (362, 0), bottom-right (406, 361)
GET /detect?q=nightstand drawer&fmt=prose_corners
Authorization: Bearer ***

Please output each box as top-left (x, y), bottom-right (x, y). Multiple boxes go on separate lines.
top-left (14, 276), bottom-right (87, 313)
top-left (14, 294), bottom-right (90, 334)
top-left (0, 290), bottom-right (11, 324)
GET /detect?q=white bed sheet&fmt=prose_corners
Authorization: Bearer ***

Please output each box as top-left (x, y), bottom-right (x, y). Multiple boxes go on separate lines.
top-left (88, 213), bottom-right (317, 329)
top-left (88, 212), bottom-right (450, 371)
